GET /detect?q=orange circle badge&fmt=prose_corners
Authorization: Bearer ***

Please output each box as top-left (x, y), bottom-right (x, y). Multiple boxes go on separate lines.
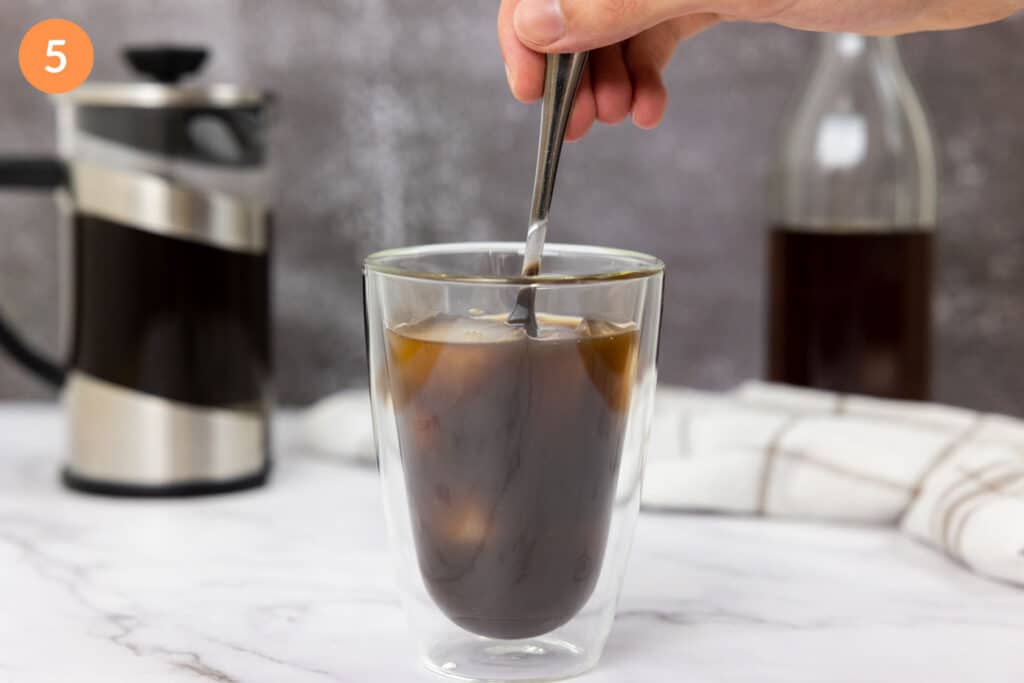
top-left (19, 19), bottom-right (94, 94)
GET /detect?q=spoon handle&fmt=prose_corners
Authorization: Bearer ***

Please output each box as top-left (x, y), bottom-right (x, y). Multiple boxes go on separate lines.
top-left (521, 52), bottom-right (590, 275)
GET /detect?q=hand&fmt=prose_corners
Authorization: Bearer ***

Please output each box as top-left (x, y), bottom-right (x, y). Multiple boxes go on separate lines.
top-left (498, 0), bottom-right (1024, 140)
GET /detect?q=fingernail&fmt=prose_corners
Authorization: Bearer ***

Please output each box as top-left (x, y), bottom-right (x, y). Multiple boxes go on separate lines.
top-left (514, 0), bottom-right (566, 46)
top-left (505, 62), bottom-right (515, 93)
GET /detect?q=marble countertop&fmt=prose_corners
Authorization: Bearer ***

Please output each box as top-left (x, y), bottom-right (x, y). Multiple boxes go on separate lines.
top-left (2, 405), bottom-right (1023, 683)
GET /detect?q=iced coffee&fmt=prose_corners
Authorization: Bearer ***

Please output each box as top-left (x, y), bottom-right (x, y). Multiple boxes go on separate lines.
top-left (386, 313), bottom-right (638, 639)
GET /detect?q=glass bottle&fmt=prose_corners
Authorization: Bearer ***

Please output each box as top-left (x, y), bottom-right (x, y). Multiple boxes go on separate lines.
top-left (767, 33), bottom-right (938, 400)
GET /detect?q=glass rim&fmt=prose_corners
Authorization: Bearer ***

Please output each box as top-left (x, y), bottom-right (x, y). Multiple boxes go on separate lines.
top-left (363, 241), bottom-right (665, 285)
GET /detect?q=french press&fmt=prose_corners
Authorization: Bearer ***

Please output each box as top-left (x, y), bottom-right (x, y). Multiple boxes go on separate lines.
top-left (0, 47), bottom-right (273, 495)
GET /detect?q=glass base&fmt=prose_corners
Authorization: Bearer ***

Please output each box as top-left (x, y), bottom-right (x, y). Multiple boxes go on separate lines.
top-left (423, 635), bottom-right (598, 682)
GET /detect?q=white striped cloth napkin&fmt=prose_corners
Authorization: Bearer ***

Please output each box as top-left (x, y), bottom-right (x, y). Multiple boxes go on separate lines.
top-left (644, 382), bottom-right (1024, 588)
top-left (303, 382), bottom-right (1024, 588)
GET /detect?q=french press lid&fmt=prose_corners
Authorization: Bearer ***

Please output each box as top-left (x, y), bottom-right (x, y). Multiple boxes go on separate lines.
top-left (59, 46), bottom-right (271, 167)
top-left (56, 46), bottom-right (272, 255)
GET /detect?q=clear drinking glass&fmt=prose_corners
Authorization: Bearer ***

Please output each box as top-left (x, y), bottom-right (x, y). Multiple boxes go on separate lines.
top-left (364, 242), bottom-right (664, 682)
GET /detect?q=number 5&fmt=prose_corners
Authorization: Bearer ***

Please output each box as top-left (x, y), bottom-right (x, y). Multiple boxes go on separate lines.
top-left (45, 39), bottom-right (67, 74)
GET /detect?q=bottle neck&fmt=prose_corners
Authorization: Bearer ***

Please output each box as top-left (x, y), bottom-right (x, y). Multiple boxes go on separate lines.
top-left (818, 32), bottom-right (903, 67)
top-left (772, 32), bottom-right (937, 229)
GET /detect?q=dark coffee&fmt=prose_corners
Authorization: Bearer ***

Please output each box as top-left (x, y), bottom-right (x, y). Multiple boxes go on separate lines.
top-left (71, 213), bottom-right (271, 408)
top-left (767, 226), bottom-right (932, 400)
top-left (386, 313), bottom-right (638, 639)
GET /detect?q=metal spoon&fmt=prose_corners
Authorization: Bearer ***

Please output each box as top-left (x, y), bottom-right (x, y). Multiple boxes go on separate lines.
top-left (508, 52), bottom-right (590, 336)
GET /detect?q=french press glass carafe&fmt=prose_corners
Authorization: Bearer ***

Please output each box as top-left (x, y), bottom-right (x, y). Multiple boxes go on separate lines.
top-left (0, 46), bottom-right (273, 495)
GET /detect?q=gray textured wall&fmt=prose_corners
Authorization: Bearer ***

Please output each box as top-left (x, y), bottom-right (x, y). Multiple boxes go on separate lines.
top-left (1, 1), bottom-right (1022, 413)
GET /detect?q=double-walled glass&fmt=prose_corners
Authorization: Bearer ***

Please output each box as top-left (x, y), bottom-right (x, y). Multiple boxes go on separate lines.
top-left (364, 243), bottom-right (663, 681)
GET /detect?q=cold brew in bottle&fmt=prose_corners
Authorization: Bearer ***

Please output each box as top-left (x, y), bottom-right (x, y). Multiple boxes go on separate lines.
top-left (768, 33), bottom-right (938, 400)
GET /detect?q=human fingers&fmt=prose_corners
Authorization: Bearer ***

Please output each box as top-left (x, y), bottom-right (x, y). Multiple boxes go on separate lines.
top-left (513, 0), bottom-right (704, 52)
top-left (498, 0), bottom-right (545, 102)
top-left (591, 44), bottom-right (632, 125)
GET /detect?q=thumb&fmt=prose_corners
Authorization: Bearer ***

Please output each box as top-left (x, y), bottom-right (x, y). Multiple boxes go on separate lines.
top-left (513, 0), bottom-right (705, 52)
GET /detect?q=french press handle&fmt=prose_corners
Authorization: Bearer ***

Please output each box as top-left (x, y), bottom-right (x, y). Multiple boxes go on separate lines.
top-left (0, 156), bottom-right (68, 387)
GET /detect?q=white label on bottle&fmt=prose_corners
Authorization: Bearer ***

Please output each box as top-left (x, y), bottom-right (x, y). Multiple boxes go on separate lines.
top-left (815, 113), bottom-right (867, 169)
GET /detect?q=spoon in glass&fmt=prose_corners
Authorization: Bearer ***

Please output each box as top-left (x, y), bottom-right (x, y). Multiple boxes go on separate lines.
top-left (507, 52), bottom-right (590, 337)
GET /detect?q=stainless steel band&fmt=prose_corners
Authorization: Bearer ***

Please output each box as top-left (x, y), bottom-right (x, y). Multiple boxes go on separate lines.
top-left (64, 372), bottom-right (268, 487)
top-left (58, 82), bottom-right (269, 109)
top-left (69, 162), bottom-right (269, 254)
